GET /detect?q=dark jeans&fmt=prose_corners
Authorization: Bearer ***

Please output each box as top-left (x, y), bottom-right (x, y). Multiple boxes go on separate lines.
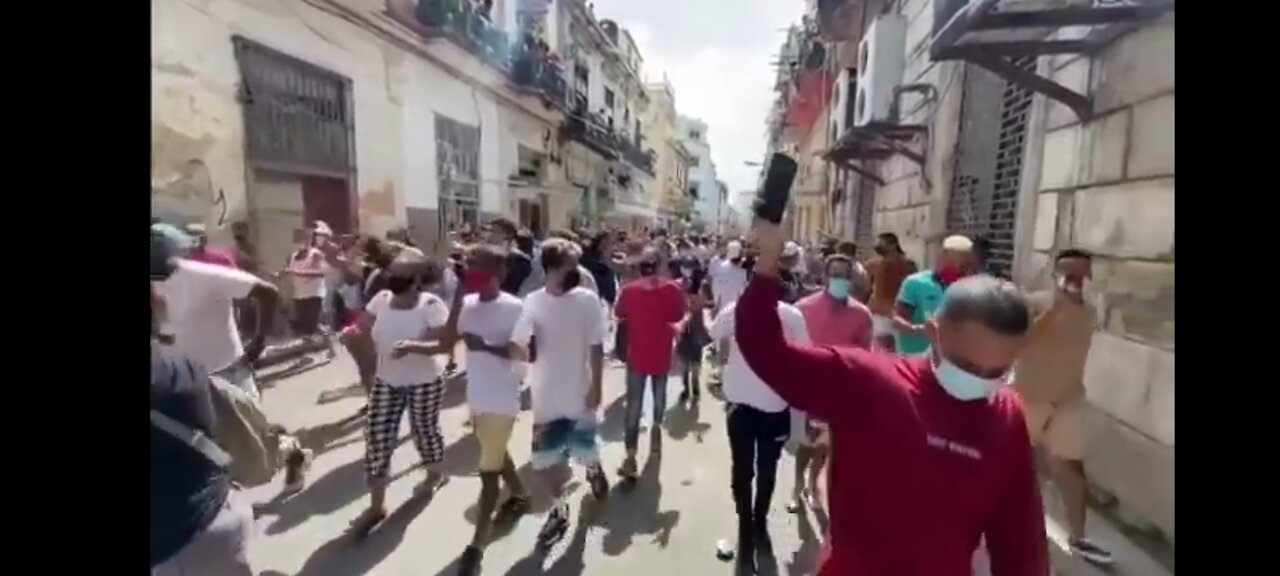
top-left (291, 297), bottom-right (323, 337)
top-left (725, 403), bottom-right (790, 524)
top-left (624, 368), bottom-right (668, 453)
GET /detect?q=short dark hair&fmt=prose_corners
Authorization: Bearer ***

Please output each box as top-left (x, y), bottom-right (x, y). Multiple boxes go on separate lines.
top-left (539, 238), bottom-right (576, 270)
top-left (467, 243), bottom-right (508, 274)
top-left (514, 230), bottom-right (535, 255)
top-left (836, 240), bottom-right (858, 257)
top-left (488, 218), bottom-right (518, 238)
top-left (1056, 248), bottom-right (1093, 262)
top-left (824, 253), bottom-right (855, 274)
top-left (937, 276), bottom-right (1031, 336)
top-left (650, 227), bottom-right (668, 239)
top-left (877, 232), bottom-right (900, 246)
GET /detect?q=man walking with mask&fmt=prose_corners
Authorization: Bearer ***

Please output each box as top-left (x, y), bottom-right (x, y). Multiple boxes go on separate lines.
top-left (614, 248), bottom-right (687, 479)
top-left (453, 245), bottom-right (532, 575)
top-left (733, 218), bottom-right (1048, 576)
top-left (892, 235), bottom-right (974, 356)
top-left (787, 254), bottom-right (872, 516)
top-left (1013, 248), bottom-right (1113, 566)
top-left (506, 239), bottom-right (610, 549)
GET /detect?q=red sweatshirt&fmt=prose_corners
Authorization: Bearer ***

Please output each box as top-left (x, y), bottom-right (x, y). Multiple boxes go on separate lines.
top-left (735, 275), bottom-right (1049, 576)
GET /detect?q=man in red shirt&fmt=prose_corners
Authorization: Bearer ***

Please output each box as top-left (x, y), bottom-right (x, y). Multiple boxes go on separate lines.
top-left (789, 253), bottom-right (873, 516)
top-left (735, 219), bottom-right (1048, 576)
top-left (184, 224), bottom-right (238, 269)
top-left (614, 249), bottom-right (687, 480)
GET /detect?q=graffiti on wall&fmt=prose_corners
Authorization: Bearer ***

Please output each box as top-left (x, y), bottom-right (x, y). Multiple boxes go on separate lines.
top-left (152, 159), bottom-right (229, 228)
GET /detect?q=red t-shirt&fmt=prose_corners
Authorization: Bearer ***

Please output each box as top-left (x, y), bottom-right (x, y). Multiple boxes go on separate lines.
top-left (735, 276), bottom-right (1048, 576)
top-left (615, 278), bottom-right (687, 376)
top-left (190, 247), bottom-right (238, 269)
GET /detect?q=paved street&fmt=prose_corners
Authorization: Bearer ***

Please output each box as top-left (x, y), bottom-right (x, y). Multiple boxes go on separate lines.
top-left (247, 352), bottom-right (824, 576)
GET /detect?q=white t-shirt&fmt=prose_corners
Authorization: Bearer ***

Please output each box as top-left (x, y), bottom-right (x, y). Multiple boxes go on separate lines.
top-left (458, 292), bottom-right (525, 416)
top-left (576, 264), bottom-right (599, 295)
top-left (289, 248), bottom-right (327, 299)
top-left (709, 300), bottom-right (811, 413)
top-left (366, 290), bottom-right (450, 387)
top-left (511, 287), bottom-right (605, 423)
top-left (154, 259), bottom-right (259, 374)
top-left (710, 258), bottom-right (750, 309)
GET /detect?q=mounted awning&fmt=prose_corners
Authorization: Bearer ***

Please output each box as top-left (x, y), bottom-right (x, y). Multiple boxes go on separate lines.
top-left (930, 0), bottom-right (1176, 121)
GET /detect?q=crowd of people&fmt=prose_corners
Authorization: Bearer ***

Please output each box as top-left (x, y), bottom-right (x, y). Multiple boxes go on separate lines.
top-left (151, 214), bottom-right (1113, 576)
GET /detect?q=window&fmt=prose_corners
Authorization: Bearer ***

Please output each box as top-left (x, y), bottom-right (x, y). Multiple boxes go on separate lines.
top-left (688, 130), bottom-right (701, 141)
top-left (690, 156), bottom-right (700, 168)
top-left (604, 89), bottom-right (615, 108)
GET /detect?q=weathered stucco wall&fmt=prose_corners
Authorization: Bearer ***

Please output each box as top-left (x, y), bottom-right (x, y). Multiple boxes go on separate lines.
top-left (1023, 17), bottom-right (1175, 543)
top-left (870, 0), bottom-right (962, 265)
top-left (153, 0), bottom-right (560, 245)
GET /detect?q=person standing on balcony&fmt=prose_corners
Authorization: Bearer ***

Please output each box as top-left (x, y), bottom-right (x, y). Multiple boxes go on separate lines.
top-left (1012, 248), bottom-right (1114, 566)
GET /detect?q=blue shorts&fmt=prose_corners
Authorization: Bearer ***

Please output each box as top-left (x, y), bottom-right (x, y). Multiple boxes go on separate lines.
top-left (530, 418), bottom-right (601, 470)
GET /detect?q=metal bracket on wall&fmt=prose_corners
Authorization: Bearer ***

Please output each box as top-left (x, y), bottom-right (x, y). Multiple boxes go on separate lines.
top-left (929, 0), bottom-right (1176, 123)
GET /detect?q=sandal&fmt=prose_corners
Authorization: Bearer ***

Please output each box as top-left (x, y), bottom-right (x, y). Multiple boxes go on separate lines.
top-left (414, 470), bottom-right (449, 496)
top-left (347, 508), bottom-right (387, 538)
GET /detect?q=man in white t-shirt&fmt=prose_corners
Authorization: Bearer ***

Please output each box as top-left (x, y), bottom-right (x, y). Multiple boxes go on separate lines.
top-left (152, 224), bottom-right (315, 494)
top-left (506, 238), bottom-right (610, 550)
top-left (453, 244), bottom-right (532, 576)
top-left (154, 247), bottom-right (280, 398)
top-left (709, 298), bottom-right (811, 572)
top-left (710, 240), bottom-right (750, 314)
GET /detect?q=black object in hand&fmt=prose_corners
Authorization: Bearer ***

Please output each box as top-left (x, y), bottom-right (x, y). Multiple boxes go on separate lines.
top-left (752, 153), bottom-right (798, 224)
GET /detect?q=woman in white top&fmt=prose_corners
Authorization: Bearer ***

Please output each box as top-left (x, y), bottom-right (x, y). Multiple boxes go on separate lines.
top-left (347, 247), bottom-right (454, 536)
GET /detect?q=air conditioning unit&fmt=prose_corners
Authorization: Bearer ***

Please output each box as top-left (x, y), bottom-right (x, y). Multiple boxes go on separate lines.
top-left (853, 14), bottom-right (907, 127)
top-left (830, 67), bottom-right (857, 139)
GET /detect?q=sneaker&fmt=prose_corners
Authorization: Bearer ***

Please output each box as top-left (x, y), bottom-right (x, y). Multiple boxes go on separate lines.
top-left (617, 456), bottom-right (639, 481)
top-left (536, 504), bottom-right (570, 549)
top-left (649, 428), bottom-right (663, 456)
top-left (1069, 537), bottom-right (1115, 566)
top-left (456, 545), bottom-right (483, 576)
top-left (281, 448), bottom-right (314, 494)
top-left (586, 465), bottom-right (611, 500)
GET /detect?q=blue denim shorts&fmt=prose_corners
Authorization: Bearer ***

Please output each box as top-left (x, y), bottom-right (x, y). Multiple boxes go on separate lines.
top-left (530, 418), bottom-right (600, 470)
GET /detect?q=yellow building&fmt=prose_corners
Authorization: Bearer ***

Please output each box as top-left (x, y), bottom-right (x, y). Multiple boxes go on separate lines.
top-left (643, 81), bottom-right (694, 231)
top-left (791, 98), bottom-right (833, 246)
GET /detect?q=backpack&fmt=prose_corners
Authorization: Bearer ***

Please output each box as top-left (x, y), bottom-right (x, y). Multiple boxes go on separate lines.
top-left (150, 372), bottom-right (280, 487)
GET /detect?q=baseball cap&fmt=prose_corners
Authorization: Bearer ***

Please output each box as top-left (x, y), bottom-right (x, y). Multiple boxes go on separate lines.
top-left (151, 223), bottom-right (193, 280)
top-left (942, 235), bottom-right (974, 252)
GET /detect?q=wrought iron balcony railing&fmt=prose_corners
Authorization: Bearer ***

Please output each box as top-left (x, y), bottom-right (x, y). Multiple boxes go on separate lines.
top-left (615, 138), bottom-right (655, 175)
top-left (413, 0), bottom-right (509, 69)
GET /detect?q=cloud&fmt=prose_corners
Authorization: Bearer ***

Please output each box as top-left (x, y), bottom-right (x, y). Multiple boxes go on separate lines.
top-left (594, 0), bottom-right (806, 200)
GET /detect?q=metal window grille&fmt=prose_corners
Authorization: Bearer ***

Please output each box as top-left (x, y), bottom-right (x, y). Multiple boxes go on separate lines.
top-left (946, 58), bottom-right (1035, 278)
top-left (233, 37), bottom-right (353, 176)
top-left (436, 115), bottom-right (482, 232)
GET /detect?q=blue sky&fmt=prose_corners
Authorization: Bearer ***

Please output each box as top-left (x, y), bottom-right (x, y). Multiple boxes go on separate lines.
top-left (593, 0), bottom-right (806, 205)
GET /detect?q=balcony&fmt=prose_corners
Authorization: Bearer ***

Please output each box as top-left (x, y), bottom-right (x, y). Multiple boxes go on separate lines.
top-left (510, 45), bottom-right (568, 109)
top-left (615, 137), bottom-right (655, 175)
top-left (561, 108), bottom-right (619, 160)
top-left (386, 0), bottom-right (568, 110)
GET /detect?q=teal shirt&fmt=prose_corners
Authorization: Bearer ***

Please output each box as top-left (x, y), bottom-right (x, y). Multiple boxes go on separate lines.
top-left (895, 271), bottom-right (946, 355)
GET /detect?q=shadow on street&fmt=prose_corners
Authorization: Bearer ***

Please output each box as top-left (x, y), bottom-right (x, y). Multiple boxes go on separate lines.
top-left (600, 452), bottom-right (680, 556)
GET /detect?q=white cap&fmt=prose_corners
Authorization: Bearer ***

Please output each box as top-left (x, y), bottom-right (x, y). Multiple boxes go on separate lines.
top-left (782, 241), bottom-right (801, 258)
top-left (942, 235), bottom-right (973, 252)
top-left (726, 240), bottom-right (743, 258)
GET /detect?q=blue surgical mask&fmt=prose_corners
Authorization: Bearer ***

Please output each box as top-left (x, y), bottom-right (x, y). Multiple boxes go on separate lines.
top-left (826, 278), bottom-right (851, 300)
top-left (931, 351), bottom-right (1003, 401)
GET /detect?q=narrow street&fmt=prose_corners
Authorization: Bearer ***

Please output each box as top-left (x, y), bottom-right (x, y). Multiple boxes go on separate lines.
top-left (246, 353), bottom-right (824, 576)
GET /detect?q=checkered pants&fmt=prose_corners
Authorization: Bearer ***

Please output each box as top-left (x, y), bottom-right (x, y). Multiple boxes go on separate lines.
top-left (364, 379), bottom-right (445, 485)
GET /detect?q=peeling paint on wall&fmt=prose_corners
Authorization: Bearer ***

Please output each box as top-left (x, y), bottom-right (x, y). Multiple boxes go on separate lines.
top-left (152, 158), bottom-right (229, 229)
top-left (359, 180), bottom-right (399, 231)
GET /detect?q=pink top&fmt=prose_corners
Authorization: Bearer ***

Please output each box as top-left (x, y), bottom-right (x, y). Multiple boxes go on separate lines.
top-left (795, 291), bottom-right (873, 350)
top-left (190, 247), bottom-right (238, 269)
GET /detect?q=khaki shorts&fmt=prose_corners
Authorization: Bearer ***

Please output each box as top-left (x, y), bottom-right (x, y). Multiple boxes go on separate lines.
top-left (473, 413), bottom-right (517, 472)
top-left (1023, 397), bottom-right (1084, 461)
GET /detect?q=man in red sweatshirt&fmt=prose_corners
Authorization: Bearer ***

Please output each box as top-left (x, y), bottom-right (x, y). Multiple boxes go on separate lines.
top-left (735, 219), bottom-right (1049, 576)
